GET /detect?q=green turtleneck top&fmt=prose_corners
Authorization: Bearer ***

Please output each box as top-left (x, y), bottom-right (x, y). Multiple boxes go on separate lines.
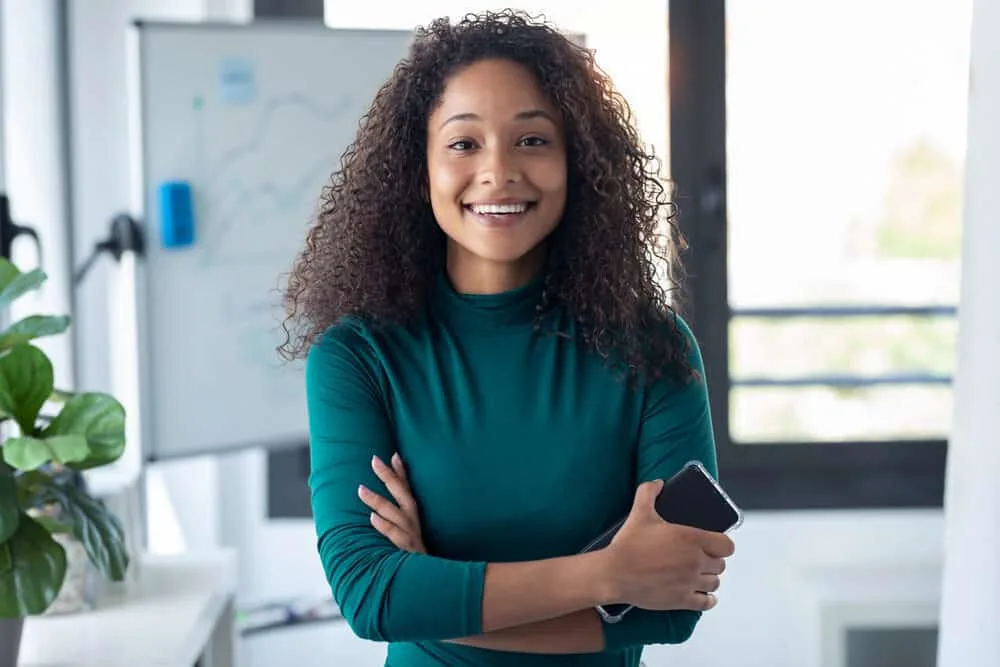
top-left (305, 273), bottom-right (717, 667)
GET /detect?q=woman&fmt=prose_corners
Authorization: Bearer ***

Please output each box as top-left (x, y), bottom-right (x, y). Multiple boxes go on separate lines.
top-left (280, 10), bottom-right (735, 667)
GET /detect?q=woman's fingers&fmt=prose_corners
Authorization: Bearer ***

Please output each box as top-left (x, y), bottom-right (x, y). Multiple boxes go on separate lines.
top-left (369, 512), bottom-right (422, 551)
top-left (372, 455), bottom-right (417, 514)
top-left (360, 454), bottom-right (425, 554)
top-left (359, 486), bottom-right (425, 552)
top-left (697, 574), bottom-right (721, 594)
top-left (697, 557), bottom-right (725, 596)
top-left (687, 591), bottom-right (718, 611)
top-left (391, 452), bottom-right (409, 482)
top-left (703, 557), bottom-right (726, 576)
top-left (358, 484), bottom-right (412, 530)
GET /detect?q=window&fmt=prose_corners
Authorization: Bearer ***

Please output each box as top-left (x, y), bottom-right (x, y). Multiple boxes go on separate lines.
top-left (669, 0), bottom-right (972, 509)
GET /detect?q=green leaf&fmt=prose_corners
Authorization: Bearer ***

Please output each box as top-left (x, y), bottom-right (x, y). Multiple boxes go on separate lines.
top-left (0, 344), bottom-right (53, 435)
top-left (0, 260), bottom-right (20, 305)
top-left (0, 259), bottom-right (18, 291)
top-left (0, 267), bottom-right (46, 311)
top-left (44, 393), bottom-right (126, 470)
top-left (12, 470), bottom-right (52, 510)
top-left (2, 435), bottom-right (89, 471)
top-left (35, 481), bottom-right (128, 582)
top-left (0, 315), bottom-right (71, 351)
top-left (0, 473), bottom-right (19, 543)
top-left (0, 512), bottom-right (67, 616)
top-left (44, 435), bottom-right (90, 464)
top-left (31, 514), bottom-right (73, 534)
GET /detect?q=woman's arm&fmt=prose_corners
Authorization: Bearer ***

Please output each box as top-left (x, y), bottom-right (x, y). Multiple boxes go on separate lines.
top-left (308, 325), bottom-right (617, 643)
top-left (364, 455), bottom-right (608, 654)
top-left (447, 609), bottom-right (605, 654)
top-left (364, 454), bottom-right (727, 655)
top-left (601, 314), bottom-right (725, 652)
top-left (477, 556), bottom-right (612, 633)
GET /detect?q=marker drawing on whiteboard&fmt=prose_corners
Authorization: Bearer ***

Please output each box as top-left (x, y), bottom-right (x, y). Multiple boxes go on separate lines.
top-left (219, 58), bottom-right (256, 106)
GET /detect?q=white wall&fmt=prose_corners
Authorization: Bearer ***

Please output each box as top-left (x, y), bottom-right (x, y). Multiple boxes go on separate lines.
top-left (937, 0), bottom-right (1000, 664)
top-left (0, 3), bottom-right (6, 194)
top-left (60, 2), bottom-right (961, 667)
top-left (68, 0), bottom-right (206, 395)
top-left (0, 0), bottom-right (73, 383)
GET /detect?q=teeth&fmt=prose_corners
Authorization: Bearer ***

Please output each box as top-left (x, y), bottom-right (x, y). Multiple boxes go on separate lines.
top-left (470, 203), bottom-right (529, 215)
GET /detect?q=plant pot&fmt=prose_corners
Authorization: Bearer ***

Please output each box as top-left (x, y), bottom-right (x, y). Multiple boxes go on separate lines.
top-left (0, 617), bottom-right (23, 667)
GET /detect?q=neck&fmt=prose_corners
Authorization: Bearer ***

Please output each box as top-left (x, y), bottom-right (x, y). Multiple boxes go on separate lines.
top-left (446, 243), bottom-right (546, 294)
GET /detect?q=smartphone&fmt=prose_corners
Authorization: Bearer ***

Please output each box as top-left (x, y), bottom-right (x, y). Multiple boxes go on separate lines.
top-left (580, 460), bottom-right (743, 624)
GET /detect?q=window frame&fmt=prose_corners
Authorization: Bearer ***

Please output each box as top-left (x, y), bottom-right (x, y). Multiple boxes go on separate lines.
top-left (254, 0), bottom-right (323, 19)
top-left (667, 0), bottom-right (947, 510)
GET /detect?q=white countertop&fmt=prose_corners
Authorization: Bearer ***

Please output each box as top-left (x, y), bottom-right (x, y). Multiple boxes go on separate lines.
top-left (20, 549), bottom-right (237, 667)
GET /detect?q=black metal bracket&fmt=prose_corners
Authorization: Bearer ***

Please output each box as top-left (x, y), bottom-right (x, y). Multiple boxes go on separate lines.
top-left (73, 213), bottom-right (145, 286)
top-left (0, 192), bottom-right (43, 265)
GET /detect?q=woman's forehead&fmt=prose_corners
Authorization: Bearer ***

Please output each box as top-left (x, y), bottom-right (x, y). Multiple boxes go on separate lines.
top-left (430, 59), bottom-right (559, 126)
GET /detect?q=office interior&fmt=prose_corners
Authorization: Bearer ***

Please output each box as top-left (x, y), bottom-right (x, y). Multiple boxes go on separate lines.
top-left (2, 0), bottom-right (997, 666)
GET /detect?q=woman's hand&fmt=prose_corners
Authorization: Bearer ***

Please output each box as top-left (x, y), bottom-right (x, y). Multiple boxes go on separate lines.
top-left (358, 453), bottom-right (427, 554)
top-left (602, 479), bottom-right (735, 612)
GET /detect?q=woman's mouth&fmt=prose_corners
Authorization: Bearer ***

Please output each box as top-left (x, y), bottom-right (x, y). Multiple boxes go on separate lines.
top-left (464, 201), bottom-right (536, 227)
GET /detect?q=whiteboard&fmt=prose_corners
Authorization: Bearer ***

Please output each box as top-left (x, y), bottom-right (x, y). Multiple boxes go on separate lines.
top-left (125, 21), bottom-right (414, 460)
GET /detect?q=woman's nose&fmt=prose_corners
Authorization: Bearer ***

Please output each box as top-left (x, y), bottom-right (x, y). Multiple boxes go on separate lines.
top-left (479, 148), bottom-right (521, 185)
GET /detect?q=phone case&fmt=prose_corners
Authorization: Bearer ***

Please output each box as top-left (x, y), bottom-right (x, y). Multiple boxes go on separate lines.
top-left (583, 460), bottom-right (744, 624)
top-left (657, 460), bottom-right (745, 533)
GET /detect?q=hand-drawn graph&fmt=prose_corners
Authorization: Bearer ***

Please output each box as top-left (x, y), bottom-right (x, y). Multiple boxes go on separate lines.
top-left (187, 92), bottom-right (355, 269)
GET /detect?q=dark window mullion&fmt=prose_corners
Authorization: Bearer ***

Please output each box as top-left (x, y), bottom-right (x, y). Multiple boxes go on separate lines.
top-left (253, 0), bottom-right (323, 20)
top-left (669, 0), bottom-right (947, 510)
top-left (669, 0), bottom-right (731, 462)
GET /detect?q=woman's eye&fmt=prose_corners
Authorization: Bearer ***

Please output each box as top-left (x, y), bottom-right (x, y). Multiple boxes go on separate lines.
top-left (519, 136), bottom-right (548, 147)
top-left (448, 140), bottom-right (476, 151)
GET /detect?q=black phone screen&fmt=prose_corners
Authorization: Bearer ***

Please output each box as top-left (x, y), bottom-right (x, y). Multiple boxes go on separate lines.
top-left (653, 463), bottom-right (741, 533)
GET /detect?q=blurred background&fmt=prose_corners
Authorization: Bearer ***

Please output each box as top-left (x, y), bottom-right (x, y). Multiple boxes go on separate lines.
top-left (3, 1), bottom-right (996, 666)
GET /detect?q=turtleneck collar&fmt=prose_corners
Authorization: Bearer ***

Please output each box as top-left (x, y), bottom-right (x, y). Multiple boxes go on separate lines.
top-left (432, 270), bottom-right (544, 329)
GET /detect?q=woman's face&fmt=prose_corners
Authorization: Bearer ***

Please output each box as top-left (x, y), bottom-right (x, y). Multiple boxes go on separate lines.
top-left (426, 58), bottom-right (567, 290)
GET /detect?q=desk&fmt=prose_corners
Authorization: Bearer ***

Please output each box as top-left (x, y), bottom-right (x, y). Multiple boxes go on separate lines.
top-left (19, 550), bottom-right (237, 667)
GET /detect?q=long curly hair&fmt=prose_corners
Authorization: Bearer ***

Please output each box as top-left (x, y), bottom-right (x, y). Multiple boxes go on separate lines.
top-left (279, 9), bottom-right (694, 384)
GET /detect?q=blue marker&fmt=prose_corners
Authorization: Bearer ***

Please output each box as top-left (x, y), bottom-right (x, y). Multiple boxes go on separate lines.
top-left (158, 180), bottom-right (195, 249)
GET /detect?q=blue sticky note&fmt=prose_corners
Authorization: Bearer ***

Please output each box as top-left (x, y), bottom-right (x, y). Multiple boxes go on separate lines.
top-left (158, 181), bottom-right (195, 249)
top-left (218, 58), bottom-right (256, 106)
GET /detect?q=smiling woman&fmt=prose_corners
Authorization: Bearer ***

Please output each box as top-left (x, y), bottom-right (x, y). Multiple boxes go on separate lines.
top-left (279, 9), bottom-right (734, 667)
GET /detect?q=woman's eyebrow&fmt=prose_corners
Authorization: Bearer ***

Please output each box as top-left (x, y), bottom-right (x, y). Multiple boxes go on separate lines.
top-left (438, 108), bottom-right (556, 129)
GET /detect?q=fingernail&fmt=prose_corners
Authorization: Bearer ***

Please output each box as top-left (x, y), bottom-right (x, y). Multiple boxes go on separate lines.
top-left (358, 484), bottom-right (368, 497)
top-left (391, 452), bottom-right (401, 464)
top-left (371, 455), bottom-right (381, 469)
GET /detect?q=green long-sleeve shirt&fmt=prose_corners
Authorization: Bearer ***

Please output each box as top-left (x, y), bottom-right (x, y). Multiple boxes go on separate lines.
top-left (306, 272), bottom-right (717, 666)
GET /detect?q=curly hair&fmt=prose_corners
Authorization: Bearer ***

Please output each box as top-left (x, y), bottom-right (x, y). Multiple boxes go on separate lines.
top-left (279, 9), bottom-right (694, 384)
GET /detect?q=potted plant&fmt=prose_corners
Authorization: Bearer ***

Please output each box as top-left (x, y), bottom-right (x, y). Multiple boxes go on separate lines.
top-left (0, 258), bottom-right (129, 667)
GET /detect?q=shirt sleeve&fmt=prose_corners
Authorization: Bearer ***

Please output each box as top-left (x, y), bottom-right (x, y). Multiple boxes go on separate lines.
top-left (602, 315), bottom-right (720, 652)
top-left (306, 323), bottom-right (487, 643)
